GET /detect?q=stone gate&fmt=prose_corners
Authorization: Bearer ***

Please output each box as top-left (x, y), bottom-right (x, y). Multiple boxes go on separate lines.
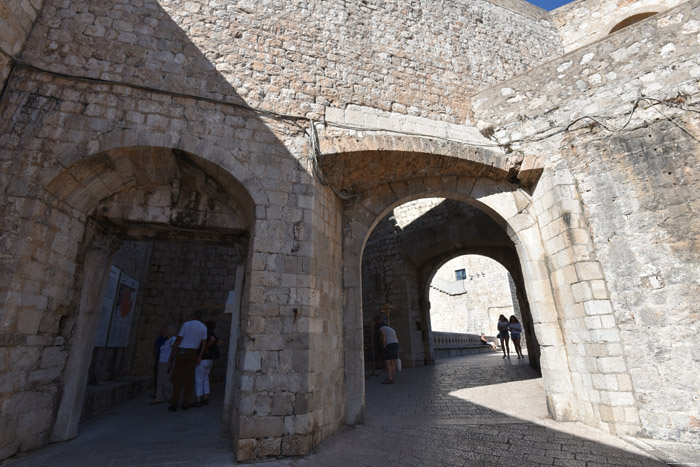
top-left (1, 0), bottom-right (699, 462)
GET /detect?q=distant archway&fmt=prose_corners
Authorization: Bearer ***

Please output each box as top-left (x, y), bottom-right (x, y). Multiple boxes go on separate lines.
top-left (608, 12), bottom-right (658, 34)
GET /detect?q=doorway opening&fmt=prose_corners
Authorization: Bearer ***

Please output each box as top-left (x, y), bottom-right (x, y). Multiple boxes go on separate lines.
top-left (429, 254), bottom-right (526, 360)
top-left (81, 239), bottom-right (243, 424)
top-left (360, 197), bottom-right (539, 377)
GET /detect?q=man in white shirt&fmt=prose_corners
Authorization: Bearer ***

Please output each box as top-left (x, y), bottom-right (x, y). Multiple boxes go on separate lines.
top-left (168, 310), bottom-right (207, 411)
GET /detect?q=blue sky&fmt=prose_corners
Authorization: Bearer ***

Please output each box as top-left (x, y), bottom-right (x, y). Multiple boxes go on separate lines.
top-left (526, 0), bottom-right (574, 11)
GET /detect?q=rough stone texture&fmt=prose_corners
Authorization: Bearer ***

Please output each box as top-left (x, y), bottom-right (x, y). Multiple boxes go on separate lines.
top-left (472, 0), bottom-right (700, 445)
top-left (552, 0), bottom-right (685, 52)
top-left (0, 0), bottom-right (44, 94)
top-left (20, 0), bottom-right (562, 123)
top-left (1, 0), bottom-right (699, 462)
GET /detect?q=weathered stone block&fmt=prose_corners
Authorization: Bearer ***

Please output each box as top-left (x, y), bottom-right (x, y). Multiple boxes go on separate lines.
top-left (40, 346), bottom-right (67, 369)
top-left (583, 300), bottom-right (613, 316)
top-left (238, 416), bottom-right (284, 439)
top-left (600, 390), bottom-right (635, 407)
top-left (597, 357), bottom-right (627, 373)
top-left (281, 434), bottom-right (312, 456)
top-left (235, 439), bottom-right (257, 462)
top-left (2, 391), bottom-right (53, 415)
top-left (241, 351), bottom-right (261, 372)
top-left (258, 437), bottom-right (282, 457)
top-left (10, 347), bottom-right (40, 371)
top-left (572, 281), bottom-right (593, 302)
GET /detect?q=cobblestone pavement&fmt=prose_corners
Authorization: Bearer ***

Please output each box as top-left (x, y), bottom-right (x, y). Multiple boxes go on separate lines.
top-left (2, 353), bottom-right (675, 466)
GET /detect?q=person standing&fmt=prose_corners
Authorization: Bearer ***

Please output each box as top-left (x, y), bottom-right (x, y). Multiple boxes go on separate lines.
top-left (168, 310), bottom-right (207, 411)
top-left (194, 320), bottom-right (223, 406)
top-left (152, 326), bottom-right (168, 398)
top-left (497, 314), bottom-right (510, 359)
top-left (151, 325), bottom-right (176, 404)
top-left (509, 315), bottom-right (524, 359)
top-left (380, 321), bottom-right (399, 384)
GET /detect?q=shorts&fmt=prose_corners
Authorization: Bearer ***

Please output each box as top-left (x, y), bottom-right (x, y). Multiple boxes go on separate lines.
top-left (384, 343), bottom-right (398, 360)
top-left (511, 332), bottom-right (521, 339)
top-left (498, 331), bottom-right (509, 339)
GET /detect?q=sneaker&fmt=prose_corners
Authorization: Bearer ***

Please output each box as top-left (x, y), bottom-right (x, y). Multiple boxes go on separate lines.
top-left (167, 405), bottom-right (177, 412)
top-left (502, 355), bottom-right (506, 359)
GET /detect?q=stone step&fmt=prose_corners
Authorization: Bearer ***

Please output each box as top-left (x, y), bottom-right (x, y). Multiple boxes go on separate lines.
top-left (80, 377), bottom-right (150, 422)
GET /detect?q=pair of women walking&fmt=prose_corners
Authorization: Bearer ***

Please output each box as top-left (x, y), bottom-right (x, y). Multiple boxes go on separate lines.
top-left (496, 315), bottom-right (524, 359)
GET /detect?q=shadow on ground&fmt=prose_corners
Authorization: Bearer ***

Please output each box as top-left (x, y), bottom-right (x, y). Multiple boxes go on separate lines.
top-left (2, 355), bottom-right (677, 467)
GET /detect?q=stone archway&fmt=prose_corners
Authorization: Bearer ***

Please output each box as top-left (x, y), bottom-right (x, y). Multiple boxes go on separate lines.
top-left (341, 177), bottom-right (574, 426)
top-left (313, 130), bottom-right (572, 427)
top-left (418, 247), bottom-right (539, 370)
top-left (359, 197), bottom-right (540, 370)
top-left (29, 145), bottom-right (258, 443)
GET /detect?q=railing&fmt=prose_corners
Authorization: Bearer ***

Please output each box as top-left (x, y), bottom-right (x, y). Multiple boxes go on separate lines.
top-left (432, 331), bottom-right (495, 359)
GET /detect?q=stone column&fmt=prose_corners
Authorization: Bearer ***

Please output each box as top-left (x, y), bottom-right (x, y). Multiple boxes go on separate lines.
top-left (51, 234), bottom-right (117, 442)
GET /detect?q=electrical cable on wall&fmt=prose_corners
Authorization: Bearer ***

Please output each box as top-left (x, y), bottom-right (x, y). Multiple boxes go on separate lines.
top-left (1, 54), bottom-right (699, 197)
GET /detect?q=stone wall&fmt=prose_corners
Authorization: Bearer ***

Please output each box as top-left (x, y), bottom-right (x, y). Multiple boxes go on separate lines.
top-left (20, 0), bottom-right (562, 123)
top-left (0, 59), bottom-right (310, 459)
top-left (130, 242), bottom-right (239, 382)
top-left (472, 0), bottom-right (700, 443)
top-left (553, 0), bottom-right (685, 52)
top-left (429, 255), bottom-right (521, 338)
top-left (0, 0), bottom-right (43, 84)
top-left (2, 0), bottom-right (699, 461)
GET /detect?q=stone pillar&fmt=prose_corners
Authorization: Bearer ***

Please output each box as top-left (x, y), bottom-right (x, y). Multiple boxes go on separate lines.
top-left (51, 234), bottom-right (117, 442)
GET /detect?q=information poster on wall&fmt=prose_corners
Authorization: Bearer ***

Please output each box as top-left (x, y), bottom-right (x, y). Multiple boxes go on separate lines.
top-left (106, 273), bottom-right (139, 348)
top-left (94, 266), bottom-right (121, 347)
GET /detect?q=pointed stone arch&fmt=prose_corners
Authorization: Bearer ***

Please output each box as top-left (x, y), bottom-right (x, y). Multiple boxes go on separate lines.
top-left (22, 141), bottom-right (261, 444)
top-left (341, 168), bottom-right (575, 427)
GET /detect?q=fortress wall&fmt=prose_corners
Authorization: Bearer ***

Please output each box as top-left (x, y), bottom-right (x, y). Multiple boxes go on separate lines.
top-left (20, 0), bottom-right (563, 124)
top-left (552, 0), bottom-right (685, 53)
top-left (0, 0), bottom-right (43, 83)
top-left (472, 0), bottom-right (700, 442)
top-left (0, 60), bottom-right (334, 460)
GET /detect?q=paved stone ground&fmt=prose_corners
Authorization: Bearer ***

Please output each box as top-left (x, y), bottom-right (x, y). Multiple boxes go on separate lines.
top-left (2, 353), bottom-right (684, 466)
